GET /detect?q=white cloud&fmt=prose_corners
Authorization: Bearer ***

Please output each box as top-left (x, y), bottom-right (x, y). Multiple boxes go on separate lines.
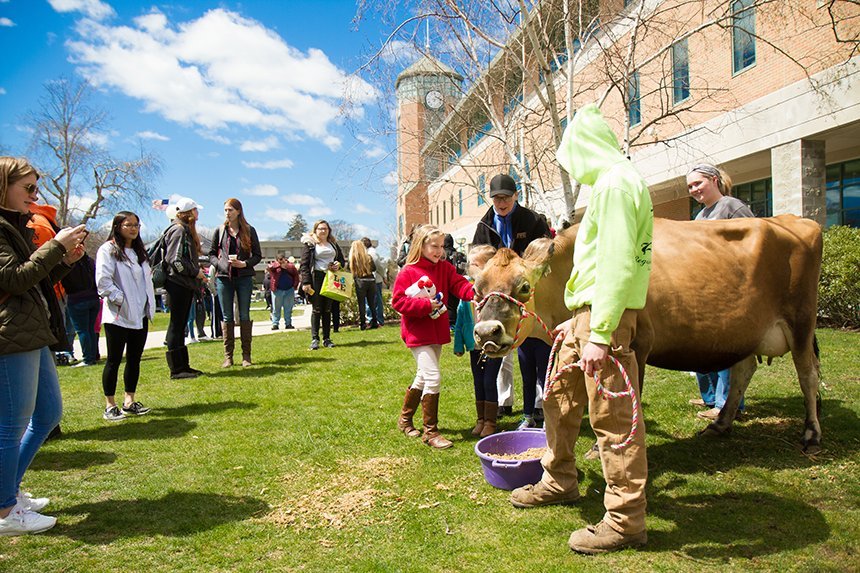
top-left (0, 17), bottom-right (14, 27)
top-left (382, 170), bottom-right (397, 187)
top-left (66, 8), bottom-right (377, 151)
top-left (242, 158), bottom-right (294, 170)
top-left (48, 0), bottom-right (115, 21)
top-left (308, 206), bottom-right (333, 217)
top-left (66, 193), bottom-right (97, 215)
top-left (364, 147), bottom-right (386, 159)
top-left (83, 131), bottom-right (110, 148)
top-left (264, 208), bottom-right (299, 223)
top-left (282, 193), bottom-right (324, 207)
top-left (352, 223), bottom-right (378, 239)
top-left (0, 88), bottom-right (6, 95)
top-left (136, 130), bottom-right (169, 141)
top-left (242, 184), bottom-right (278, 197)
top-left (355, 204), bottom-right (372, 214)
top-left (239, 135), bottom-right (279, 152)
top-left (197, 131), bottom-right (231, 145)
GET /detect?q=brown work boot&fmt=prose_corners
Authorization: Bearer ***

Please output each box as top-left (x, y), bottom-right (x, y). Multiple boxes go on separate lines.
top-left (239, 320), bottom-right (253, 366)
top-left (479, 402), bottom-right (498, 437)
top-left (510, 481), bottom-right (580, 508)
top-left (421, 393), bottom-right (453, 449)
top-left (397, 386), bottom-right (422, 438)
top-left (471, 400), bottom-right (486, 436)
top-left (568, 521), bottom-right (647, 554)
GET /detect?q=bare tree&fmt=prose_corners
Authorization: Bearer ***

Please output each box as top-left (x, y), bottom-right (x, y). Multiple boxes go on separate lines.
top-left (26, 78), bottom-right (161, 226)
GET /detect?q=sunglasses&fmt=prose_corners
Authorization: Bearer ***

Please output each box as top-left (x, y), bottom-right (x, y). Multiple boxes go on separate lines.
top-left (22, 183), bottom-right (39, 195)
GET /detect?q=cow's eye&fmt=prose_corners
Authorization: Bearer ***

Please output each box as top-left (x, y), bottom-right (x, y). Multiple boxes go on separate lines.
top-left (518, 282), bottom-right (531, 297)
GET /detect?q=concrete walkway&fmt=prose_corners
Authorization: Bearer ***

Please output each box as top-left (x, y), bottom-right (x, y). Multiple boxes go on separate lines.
top-left (72, 304), bottom-right (313, 356)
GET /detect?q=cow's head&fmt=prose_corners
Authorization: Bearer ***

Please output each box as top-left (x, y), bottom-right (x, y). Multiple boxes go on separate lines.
top-left (472, 239), bottom-right (555, 357)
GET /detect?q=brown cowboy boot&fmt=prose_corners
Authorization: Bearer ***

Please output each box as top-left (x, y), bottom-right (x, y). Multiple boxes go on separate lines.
top-left (421, 393), bottom-right (453, 449)
top-left (221, 322), bottom-right (235, 368)
top-left (239, 320), bottom-right (253, 366)
top-left (471, 401), bottom-right (486, 436)
top-left (397, 386), bottom-right (422, 437)
top-left (480, 402), bottom-right (498, 437)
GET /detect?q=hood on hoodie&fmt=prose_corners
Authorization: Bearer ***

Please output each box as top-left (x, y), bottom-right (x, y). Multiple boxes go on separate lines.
top-left (300, 232), bottom-right (316, 245)
top-left (555, 103), bottom-right (627, 187)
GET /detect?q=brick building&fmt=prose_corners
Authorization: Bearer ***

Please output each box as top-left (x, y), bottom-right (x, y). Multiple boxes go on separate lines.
top-left (394, 0), bottom-right (859, 246)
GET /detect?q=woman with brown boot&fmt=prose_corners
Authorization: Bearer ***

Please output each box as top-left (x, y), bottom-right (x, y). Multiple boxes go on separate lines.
top-left (208, 198), bottom-right (262, 367)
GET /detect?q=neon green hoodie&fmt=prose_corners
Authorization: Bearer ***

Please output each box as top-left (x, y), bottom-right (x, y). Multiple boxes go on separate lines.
top-left (555, 104), bottom-right (653, 345)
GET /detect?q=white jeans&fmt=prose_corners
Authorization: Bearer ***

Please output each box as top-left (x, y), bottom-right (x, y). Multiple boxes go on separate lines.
top-left (496, 352), bottom-right (515, 407)
top-left (410, 344), bottom-right (442, 396)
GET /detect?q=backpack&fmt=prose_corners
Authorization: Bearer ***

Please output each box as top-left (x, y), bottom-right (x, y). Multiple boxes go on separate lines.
top-left (147, 231), bottom-right (169, 289)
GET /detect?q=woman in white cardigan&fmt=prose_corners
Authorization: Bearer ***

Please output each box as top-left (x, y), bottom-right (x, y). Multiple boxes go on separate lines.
top-left (95, 212), bottom-right (156, 421)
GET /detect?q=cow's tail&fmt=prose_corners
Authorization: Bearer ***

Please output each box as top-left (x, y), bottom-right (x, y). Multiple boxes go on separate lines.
top-left (814, 334), bottom-right (822, 416)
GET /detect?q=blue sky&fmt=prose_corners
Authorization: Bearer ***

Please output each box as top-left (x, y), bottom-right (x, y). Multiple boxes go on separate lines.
top-left (0, 0), bottom-right (410, 244)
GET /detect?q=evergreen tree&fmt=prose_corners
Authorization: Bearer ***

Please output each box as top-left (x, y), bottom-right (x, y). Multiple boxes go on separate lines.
top-left (285, 214), bottom-right (308, 240)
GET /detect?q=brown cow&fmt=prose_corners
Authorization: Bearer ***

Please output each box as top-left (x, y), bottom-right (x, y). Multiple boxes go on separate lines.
top-left (472, 214), bottom-right (823, 454)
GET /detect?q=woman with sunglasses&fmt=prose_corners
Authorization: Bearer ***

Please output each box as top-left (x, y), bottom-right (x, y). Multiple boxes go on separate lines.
top-left (0, 157), bottom-right (88, 536)
top-left (95, 211), bottom-right (156, 421)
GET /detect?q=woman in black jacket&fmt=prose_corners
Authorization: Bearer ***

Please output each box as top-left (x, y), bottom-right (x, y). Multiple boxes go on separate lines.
top-left (299, 220), bottom-right (344, 350)
top-left (163, 198), bottom-right (206, 379)
top-left (208, 198), bottom-right (262, 367)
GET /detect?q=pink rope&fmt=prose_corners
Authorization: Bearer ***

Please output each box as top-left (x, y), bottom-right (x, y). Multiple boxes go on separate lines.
top-left (543, 332), bottom-right (639, 451)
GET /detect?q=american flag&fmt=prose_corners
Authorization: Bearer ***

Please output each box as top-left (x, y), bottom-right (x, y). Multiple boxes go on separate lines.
top-left (152, 199), bottom-right (170, 211)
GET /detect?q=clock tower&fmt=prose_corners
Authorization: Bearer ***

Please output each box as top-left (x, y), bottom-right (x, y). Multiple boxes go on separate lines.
top-left (395, 56), bottom-right (463, 241)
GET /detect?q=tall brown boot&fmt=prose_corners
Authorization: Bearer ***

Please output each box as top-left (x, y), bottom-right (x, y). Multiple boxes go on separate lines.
top-left (471, 400), bottom-right (486, 436)
top-left (221, 322), bottom-right (235, 368)
top-left (397, 386), bottom-right (422, 437)
top-left (480, 402), bottom-right (499, 437)
top-left (239, 320), bottom-right (253, 366)
top-left (421, 393), bottom-right (453, 449)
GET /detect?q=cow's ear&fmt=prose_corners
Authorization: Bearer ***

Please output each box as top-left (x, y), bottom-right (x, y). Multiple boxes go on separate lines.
top-left (522, 238), bottom-right (554, 277)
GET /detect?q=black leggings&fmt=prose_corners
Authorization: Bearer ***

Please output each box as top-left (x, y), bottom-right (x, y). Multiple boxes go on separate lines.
top-left (310, 270), bottom-right (333, 340)
top-left (102, 321), bottom-right (149, 396)
top-left (165, 280), bottom-right (194, 350)
top-left (470, 351), bottom-right (501, 403)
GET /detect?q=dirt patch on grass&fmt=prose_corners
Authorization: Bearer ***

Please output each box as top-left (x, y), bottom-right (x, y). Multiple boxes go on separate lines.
top-left (265, 456), bottom-right (411, 530)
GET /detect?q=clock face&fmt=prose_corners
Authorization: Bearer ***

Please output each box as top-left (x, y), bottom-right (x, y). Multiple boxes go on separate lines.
top-left (425, 90), bottom-right (444, 110)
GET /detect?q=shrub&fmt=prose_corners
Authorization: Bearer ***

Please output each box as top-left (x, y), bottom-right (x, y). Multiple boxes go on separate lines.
top-left (818, 225), bottom-right (860, 329)
top-left (337, 289), bottom-right (399, 326)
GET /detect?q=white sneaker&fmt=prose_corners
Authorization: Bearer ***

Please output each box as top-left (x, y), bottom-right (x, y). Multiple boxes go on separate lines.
top-left (16, 491), bottom-right (49, 512)
top-left (0, 507), bottom-right (57, 536)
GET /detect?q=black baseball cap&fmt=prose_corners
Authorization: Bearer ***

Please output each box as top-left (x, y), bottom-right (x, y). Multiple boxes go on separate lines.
top-left (489, 174), bottom-right (517, 198)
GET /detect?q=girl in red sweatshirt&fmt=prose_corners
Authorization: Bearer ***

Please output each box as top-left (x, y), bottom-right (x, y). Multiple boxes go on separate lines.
top-left (392, 225), bottom-right (474, 449)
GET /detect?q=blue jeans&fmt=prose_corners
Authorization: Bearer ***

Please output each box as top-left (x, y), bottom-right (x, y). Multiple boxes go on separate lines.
top-left (0, 347), bottom-right (63, 510)
top-left (67, 298), bottom-right (101, 364)
top-left (216, 276), bottom-right (253, 323)
top-left (696, 369), bottom-right (745, 411)
top-left (365, 282), bottom-right (385, 326)
top-left (271, 288), bottom-right (295, 327)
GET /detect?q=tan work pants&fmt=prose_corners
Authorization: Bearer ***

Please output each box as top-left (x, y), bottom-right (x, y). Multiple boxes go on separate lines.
top-left (540, 306), bottom-right (647, 534)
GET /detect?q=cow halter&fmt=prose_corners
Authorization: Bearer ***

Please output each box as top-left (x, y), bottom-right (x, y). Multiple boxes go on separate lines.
top-left (475, 289), bottom-right (639, 451)
top-left (474, 290), bottom-right (551, 351)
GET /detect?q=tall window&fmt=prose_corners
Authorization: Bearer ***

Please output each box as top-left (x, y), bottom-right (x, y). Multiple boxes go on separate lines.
top-left (732, 0), bottom-right (756, 74)
top-left (436, 205), bottom-right (439, 226)
top-left (450, 195), bottom-right (454, 220)
top-left (826, 159), bottom-right (860, 228)
top-left (459, 189), bottom-right (463, 216)
top-left (628, 70), bottom-right (641, 127)
top-left (672, 39), bottom-right (690, 104)
top-left (442, 200), bottom-right (447, 224)
top-left (478, 174), bottom-right (486, 206)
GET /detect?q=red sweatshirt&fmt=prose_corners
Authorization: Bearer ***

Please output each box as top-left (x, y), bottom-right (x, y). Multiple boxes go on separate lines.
top-left (392, 257), bottom-right (474, 348)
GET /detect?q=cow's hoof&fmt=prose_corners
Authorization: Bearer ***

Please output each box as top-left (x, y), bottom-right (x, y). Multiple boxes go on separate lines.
top-left (801, 439), bottom-right (821, 456)
top-left (698, 423), bottom-right (731, 438)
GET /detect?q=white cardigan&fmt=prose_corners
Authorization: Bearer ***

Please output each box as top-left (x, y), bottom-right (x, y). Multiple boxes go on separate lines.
top-left (95, 242), bottom-right (156, 330)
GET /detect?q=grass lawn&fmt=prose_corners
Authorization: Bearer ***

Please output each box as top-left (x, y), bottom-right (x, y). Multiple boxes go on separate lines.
top-left (149, 306), bottom-right (298, 332)
top-left (5, 327), bottom-right (859, 572)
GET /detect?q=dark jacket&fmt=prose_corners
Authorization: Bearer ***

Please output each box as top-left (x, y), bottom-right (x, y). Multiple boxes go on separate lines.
top-left (299, 240), bottom-right (345, 287)
top-left (163, 222), bottom-right (200, 290)
top-left (471, 203), bottom-right (552, 256)
top-left (0, 207), bottom-right (71, 355)
top-left (62, 252), bottom-right (99, 304)
top-left (208, 225), bottom-right (263, 279)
